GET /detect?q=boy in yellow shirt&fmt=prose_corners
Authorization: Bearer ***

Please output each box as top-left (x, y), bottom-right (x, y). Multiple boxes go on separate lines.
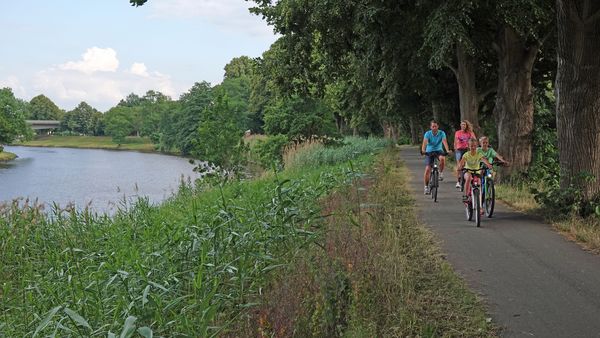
top-left (458, 138), bottom-right (493, 202)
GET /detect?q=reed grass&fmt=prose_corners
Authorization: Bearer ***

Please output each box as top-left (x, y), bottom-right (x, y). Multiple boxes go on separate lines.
top-left (0, 137), bottom-right (384, 336)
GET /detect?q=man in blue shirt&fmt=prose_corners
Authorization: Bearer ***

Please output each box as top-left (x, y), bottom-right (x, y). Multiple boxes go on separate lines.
top-left (420, 120), bottom-right (452, 194)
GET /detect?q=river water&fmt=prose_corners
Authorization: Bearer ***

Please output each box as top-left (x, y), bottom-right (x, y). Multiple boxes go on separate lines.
top-left (0, 146), bottom-right (198, 214)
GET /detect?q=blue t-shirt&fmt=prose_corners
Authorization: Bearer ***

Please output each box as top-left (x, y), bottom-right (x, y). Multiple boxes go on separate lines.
top-left (424, 130), bottom-right (446, 152)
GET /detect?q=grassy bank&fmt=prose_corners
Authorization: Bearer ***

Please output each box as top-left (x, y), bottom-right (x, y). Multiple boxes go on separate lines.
top-left (241, 148), bottom-right (496, 337)
top-left (496, 183), bottom-right (600, 252)
top-left (0, 151), bottom-right (17, 161)
top-left (0, 137), bottom-right (389, 336)
top-left (15, 135), bottom-right (157, 152)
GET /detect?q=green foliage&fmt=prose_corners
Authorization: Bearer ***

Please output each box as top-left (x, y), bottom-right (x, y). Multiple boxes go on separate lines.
top-left (28, 95), bottom-right (63, 120)
top-left (253, 134), bottom-right (289, 168)
top-left (0, 139), bottom-right (382, 336)
top-left (104, 107), bottom-right (134, 145)
top-left (166, 82), bottom-right (213, 155)
top-left (193, 94), bottom-right (247, 171)
top-left (264, 95), bottom-right (338, 138)
top-left (532, 172), bottom-right (599, 218)
top-left (61, 102), bottom-right (102, 135)
top-left (285, 137), bottom-right (390, 170)
top-left (0, 87), bottom-right (32, 144)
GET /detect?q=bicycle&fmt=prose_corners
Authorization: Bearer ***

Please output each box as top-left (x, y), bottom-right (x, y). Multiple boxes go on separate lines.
top-left (480, 161), bottom-right (507, 218)
top-left (462, 168), bottom-right (482, 227)
top-left (423, 151), bottom-right (446, 202)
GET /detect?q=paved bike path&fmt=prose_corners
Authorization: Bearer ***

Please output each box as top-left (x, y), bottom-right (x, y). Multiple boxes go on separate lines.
top-left (401, 147), bottom-right (600, 337)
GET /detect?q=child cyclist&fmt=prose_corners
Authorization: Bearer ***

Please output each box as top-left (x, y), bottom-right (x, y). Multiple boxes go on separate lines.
top-left (478, 136), bottom-right (509, 167)
top-left (458, 138), bottom-right (492, 203)
top-left (421, 120), bottom-right (452, 195)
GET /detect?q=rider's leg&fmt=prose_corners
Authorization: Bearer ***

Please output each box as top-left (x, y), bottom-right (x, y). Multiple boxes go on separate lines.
top-left (424, 165), bottom-right (431, 186)
top-left (439, 155), bottom-right (446, 172)
top-left (464, 172), bottom-right (472, 200)
top-left (455, 151), bottom-right (463, 182)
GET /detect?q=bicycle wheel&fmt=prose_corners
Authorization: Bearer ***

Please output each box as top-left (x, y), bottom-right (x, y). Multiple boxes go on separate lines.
top-left (460, 174), bottom-right (465, 192)
top-left (485, 180), bottom-right (495, 218)
top-left (473, 187), bottom-right (481, 227)
top-left (465, 197), bottom-right (473, 221)
top-left (432, 170), bottom-right (438, 202)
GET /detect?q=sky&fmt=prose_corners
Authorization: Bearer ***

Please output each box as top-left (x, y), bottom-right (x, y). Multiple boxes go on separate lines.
top-left (0, 0), bottom-right (278, 112)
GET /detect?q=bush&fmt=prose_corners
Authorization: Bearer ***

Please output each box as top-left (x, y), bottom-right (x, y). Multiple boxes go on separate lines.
top-left (254, 134), bottom-right (289, 169)
top-left (532, 172), bottom-right (600, 218)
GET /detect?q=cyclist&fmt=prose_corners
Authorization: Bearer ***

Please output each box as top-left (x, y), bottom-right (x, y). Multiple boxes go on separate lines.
top-left (478, 136), bottom-right (509, 168)
top-left (454, 120), bottom-right (476, 189)
top-left (421, 120), bottom-right (452, 194)
top-left (458, 138), bottom-right (492, 203)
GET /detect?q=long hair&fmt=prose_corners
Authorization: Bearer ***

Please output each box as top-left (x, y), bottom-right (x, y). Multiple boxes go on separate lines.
top-left (461, 120), bottom-right (474, 134)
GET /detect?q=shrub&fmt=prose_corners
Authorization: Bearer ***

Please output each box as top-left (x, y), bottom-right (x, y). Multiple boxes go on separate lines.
top-left (254, 134), bottom-right (289, 169)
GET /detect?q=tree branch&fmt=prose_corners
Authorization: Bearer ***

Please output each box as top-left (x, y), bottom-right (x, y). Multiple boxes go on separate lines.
top-left (443, 60), bottom-right (459, 80)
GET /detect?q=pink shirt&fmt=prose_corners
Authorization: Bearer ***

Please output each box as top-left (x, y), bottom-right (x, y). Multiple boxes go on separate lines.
top-left (454, 130), bottom-right (475, 150)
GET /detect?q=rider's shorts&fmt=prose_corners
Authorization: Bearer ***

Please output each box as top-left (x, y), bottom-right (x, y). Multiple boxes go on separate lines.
top-left (425, 151), bottom-right (444, 166)
top-left (455, 148), bottom-right (467, 162)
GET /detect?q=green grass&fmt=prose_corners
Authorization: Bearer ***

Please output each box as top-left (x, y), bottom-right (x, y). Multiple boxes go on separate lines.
top-left (242, 149), bottom-right (496, 337)
top-left (0, 137), bottom-right (382, 337)
top-left (15, 135), bottom-right (158, 152)
top-left (0, 151), bottom-right (17, 161)
top-left (1, 139), bottom-right (494, 336)
top-left (495, 183), bottom-right (540, 213)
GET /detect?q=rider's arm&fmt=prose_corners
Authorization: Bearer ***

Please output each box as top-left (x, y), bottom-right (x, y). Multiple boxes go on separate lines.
top-left (458, 157), bottom-right (465, 170)
top-left (442, 138), bottom-right (451, 153)
top-left (481, 157), bottom-right (493, 169)
top-left (421, 137), bottom-right (428, 154)
top-left (495, 154), bottom-right (508, 164)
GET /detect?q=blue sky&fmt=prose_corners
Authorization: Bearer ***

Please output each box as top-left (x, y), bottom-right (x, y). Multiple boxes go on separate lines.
top-left (0, 0), bottom-right (278, 111)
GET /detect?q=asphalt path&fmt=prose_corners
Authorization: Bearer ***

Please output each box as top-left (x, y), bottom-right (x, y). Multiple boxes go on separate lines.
top-left (401, 147), bottom-right (600, 337)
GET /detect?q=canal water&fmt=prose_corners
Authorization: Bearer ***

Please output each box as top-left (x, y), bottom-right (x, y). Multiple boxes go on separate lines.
top-left (0, 146), bottom-right (198, 214)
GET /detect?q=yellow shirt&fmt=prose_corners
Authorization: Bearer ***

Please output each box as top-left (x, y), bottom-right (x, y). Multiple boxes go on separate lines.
top-left (462, 149), bottom-right (485, 170)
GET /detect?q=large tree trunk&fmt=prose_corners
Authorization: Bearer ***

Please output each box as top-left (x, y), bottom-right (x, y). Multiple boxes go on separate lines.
top-left (494, 25), bottom-right (538, 177)
top-left (556, 0), bottom-right (600, 199)
top-left (409, 115), bottom-right (420, 145)
top-left (456, 44), bottom-right (480, 132)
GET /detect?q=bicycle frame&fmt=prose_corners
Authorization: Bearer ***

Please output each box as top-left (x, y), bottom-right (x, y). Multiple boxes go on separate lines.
top-left (462, 168), bottom-right (482, 227)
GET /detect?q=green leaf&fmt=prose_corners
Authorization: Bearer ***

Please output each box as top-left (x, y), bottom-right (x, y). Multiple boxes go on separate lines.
top-left (33, 305), bottom-right (62, 337)
top-left (119, 316), bottom-right (137, 338)
top-left (142, 285), bottom-right (151, 307)
top-left (137, 326), bottom-right (153, 338)
top-left (64, 307), bottom-right (92, 330)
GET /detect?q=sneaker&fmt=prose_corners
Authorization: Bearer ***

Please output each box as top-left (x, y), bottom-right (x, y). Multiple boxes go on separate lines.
top-left (424, 186), bottom-right (430, 195)
top-left (455, 182), bottom-right (461, 189)
top-left (439, 172), bottom-right (444, 181)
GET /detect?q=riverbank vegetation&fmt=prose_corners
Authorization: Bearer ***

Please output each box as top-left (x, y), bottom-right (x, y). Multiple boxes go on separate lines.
top-left (0, 138), bottom-right (496, 336)
top-left (0, 151), bottom-right (17, 161)
top-left (16, 135), bottom-right (156, 152)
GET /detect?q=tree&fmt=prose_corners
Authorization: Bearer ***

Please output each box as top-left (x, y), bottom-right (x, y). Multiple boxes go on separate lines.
top-left (556, 0), bottom-right (600, 200)
top-left (194, 94), bottom-right (246, 170)
top-left (62, 102), bottom-right (101, 135)
top-left (104, 107), bottom-right (134, 146)
top-left (491, 0), bottom-right (555, 176)
top-left (28, 95), bottom-right (64, 120)
top-left (164, 82), bottom-right (213, 155)
top-left (0, 88), bottom-right (32, 145)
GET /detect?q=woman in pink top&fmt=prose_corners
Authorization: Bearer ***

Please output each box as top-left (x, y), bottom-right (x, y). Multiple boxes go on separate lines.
top-left (454, 120), bottom-right (476, 188)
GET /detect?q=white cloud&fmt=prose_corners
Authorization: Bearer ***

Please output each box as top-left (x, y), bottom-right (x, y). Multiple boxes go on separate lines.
top-left (130, 62), bottom-right (150, 77)
top-left (33, 48), bottom-right (183, 111)
top-left (0, 75), bottom-right (27, 98)
top-left (148, 0), bottom-right (274, 37)
top-left (60, 47), bottom-right (119, 74)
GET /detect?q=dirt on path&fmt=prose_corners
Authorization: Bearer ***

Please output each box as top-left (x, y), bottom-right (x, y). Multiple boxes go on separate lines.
top-left (401, 147), bottom-right (600, 337)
